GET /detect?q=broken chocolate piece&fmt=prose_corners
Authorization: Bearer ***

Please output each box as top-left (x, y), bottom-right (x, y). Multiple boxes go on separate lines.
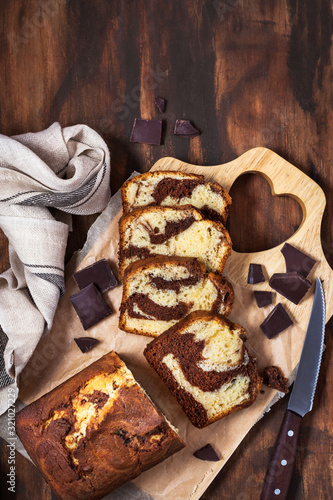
top-left (73, 259), bottom-right (118, 293)
top-left (254, 291), bottom-right (273, 308)
top-left (281, 243), bottom-right (316, 277)
top-left (74, 337), bottom-right (100, 354)
top-left (263, 366), bottom-right (289, 393)
top-left (70, 284), bottom-right (112, 330)
top-left (260, 303), bottom-right (293, 339)
top-left (248, 263), bottom-right (265, 284)
top-left (155, 97), bottom-right (166, 113)
top-left (174, 120), bottom-right (200, 136)
top-left (269, 272), bottom-right (312, 305)
top-left (130, 118), bottom-right (162, 145)
top-left (193, 444), bottom-right (220, 462)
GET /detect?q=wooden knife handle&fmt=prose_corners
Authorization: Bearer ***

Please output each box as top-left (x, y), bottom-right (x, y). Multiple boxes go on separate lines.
top-left (261, 410), bottom-right (302, 500)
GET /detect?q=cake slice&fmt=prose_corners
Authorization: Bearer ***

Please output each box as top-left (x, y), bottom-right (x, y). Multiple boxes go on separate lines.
top-left (119, 256), bottom-right (234, 337)
top-left (118, 205), bottom-right (232, 280)
top-left (16, 351), bottom-right (184, 500)
top-left (144, 311), bottom-right (262, 428)
top-left (121, 170), bottom-right (231, 224)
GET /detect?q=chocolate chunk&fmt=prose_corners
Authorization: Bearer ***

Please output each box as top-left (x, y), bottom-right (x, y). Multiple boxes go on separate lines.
top-left (193, 444), bottom-right (220, 461)
top-left (269, 272), bottom-right (312, 305)
top-left (130, 118), bottom-right (162, 145)
top-left (73, 259), bottom-right (117, 293)
top-left (254, 291), bottom-right (273, 308)
top-left (281, 243), bottom-right (316, 277)
top-left (155, 97), bottom-right (166, 113)
top-left (248, 263), bottom-right (265, 284)
top-left (174, 120), bottom-right (200, 136)
top-left (263, 366), bottom-right (289, 393)
top-left (260, 303), bottom-right (293, 339)
top-left (74, 337), bottom-right (100, 354)
top-left (70, 284), bottom-right (112, 330)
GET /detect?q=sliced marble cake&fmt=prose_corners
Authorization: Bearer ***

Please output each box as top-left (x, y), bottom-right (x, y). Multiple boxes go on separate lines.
top-left (118, 205), bottom-right (232, 280)
top-left (119, 257), bottom-right (233, 337)
top-left (144, 311), bottom-right (262, 428)
top-left (121, 170), bottom-right (231, 225)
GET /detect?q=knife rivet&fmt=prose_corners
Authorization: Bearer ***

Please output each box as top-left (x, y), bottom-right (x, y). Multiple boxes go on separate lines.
top-left (288, 430), bottom-right (294, 437)
top-left (281, 460), bottom-right (287, 466)
top-left (274, 489), bottom-right (281, 495)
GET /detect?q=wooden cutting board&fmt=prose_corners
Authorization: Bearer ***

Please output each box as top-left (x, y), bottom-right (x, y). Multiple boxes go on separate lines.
top-left (151, 147), bottom-right (333, 330)
top-left (19, 147), bottom-right (332, 500)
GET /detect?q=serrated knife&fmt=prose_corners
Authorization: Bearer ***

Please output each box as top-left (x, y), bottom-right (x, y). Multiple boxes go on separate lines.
top-left (261, 277), bottom-right (325, 500)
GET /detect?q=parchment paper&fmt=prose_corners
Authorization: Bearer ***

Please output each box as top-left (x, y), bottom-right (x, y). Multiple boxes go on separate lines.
top-left (16, 183), bottom-right (307, 500)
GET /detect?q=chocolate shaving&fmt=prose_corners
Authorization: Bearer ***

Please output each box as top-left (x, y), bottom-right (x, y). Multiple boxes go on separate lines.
top-left (174, 120), bottom-right (200, 136)
top-left (248, 264), bottom-right (265, 284)
top-left (193, 444), bottom-right (220, 461)
top-left (70, 284), bottom-right (112, 330)
top-left (130, 118), bottom-right (162, 145)
top-left (74, 337), bottom-right (100, 354)
top-left (155, 97), bottom-right (166, 113)
top-left (281, 243), bottom-right (316, 277)
top-left (73, 259), bottom-right (117, 293)
top-left (260, 303), bottom-right (293, 339)
top-left (269, 272), bottom-right (312, 305)
top-left (254, 291), bottom-right (273, 308)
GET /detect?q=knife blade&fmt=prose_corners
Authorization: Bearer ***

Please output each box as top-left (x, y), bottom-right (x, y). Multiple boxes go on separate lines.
top-left (261, 277), bottom-right (325, 500)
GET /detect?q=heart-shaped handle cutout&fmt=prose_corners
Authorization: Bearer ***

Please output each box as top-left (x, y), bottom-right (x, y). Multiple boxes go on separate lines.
top-left (227, 172), bottom-right (303, 253)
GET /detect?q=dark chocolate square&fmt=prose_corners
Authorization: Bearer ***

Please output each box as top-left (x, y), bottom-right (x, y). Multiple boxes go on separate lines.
top-left (130, 119), bottom-right (162, 145)
top-left (269, 272), bottom-right (312, 305)
top-left (174, 120), bottom-right (200, 136)
top-left (254, 291), bottom-right (273, 308)
top-left (193, 444), bottom-right (220, 461)
top-left (155, 97), bottom-right (166, 113)
top-left (73, 259), bottom-right (117, 293)
top-left (260, 303), bottom-right (293, 339)
top-left (248, 263), bottom-right (265, 284)
top-left (281, 243), bottom-right (316, 277)
top-left (70, 284), bottom-right (112, 330)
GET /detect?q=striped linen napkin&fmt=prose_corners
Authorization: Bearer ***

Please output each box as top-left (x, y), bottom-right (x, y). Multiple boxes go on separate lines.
top-left (0, 122), bottom-right (111, 414)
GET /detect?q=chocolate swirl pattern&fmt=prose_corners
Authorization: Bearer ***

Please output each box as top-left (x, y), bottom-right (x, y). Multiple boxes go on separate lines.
top-left (118, 205), bottom-right (232, 280)
top-left (121, 170), bottom-right (231, 224)
top-left (119, 257), bottom-right (234, 337)
top-left (16, 352), bottom-right (184, 500)
top-left (144, 312), bottom-right (262, 428)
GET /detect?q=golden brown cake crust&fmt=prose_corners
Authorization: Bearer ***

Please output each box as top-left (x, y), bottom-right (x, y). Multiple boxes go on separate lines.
top-left (16, 351), bottom-right (184, 500)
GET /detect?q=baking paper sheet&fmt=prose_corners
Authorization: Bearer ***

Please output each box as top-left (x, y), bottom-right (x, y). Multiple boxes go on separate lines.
top-left (15, 181), bottom-right (307, 500)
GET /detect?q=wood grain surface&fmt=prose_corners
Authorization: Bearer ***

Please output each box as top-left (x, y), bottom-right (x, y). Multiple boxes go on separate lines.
top-left (0, 1), bottom-right (332, 499)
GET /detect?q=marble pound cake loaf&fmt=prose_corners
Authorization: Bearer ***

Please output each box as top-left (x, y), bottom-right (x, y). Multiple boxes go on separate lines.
top-left (119, 256), bottom-right (234, 337)
top-left (144, 312), bottom-right (262, 428)
top-left (121, 170), bottom-right (232, 224)
top-left (16, 351), bottom-right (184, 500)
top-left (118, 205), bottom-right (232, 280)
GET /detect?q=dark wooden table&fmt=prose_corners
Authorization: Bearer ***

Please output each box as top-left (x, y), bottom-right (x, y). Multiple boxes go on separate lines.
top-left (0, 1), bottom-right (332, 499)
